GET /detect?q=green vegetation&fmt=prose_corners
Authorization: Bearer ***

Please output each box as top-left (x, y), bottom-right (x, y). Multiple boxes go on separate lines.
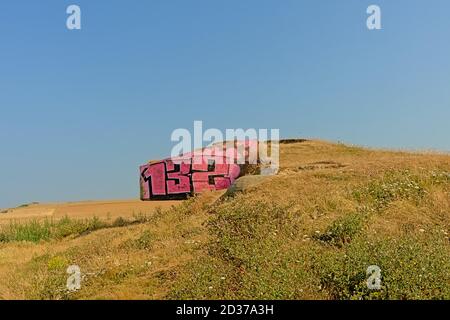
top-left (314, 212), bottom-right (365, 247)
top-left (315, 233), bottom-right (450, 300)
top-left (0, 214), bottom-right (152, 243)
top-left (170, 168), bottom-right (450, 300)
top-left (353, 170), bottom-right (427, 210)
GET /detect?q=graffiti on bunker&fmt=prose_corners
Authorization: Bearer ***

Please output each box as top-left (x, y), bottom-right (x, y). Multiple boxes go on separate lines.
top-left (140, 141), bottom-right (258, 200)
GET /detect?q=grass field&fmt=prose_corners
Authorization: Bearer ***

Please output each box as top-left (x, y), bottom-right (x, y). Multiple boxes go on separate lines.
top-left (0, 140), bottom-right (449, 299)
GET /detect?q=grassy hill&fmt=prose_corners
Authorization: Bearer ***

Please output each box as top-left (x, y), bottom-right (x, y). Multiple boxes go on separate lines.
top-left (0, 140), bottom-right (449, 299)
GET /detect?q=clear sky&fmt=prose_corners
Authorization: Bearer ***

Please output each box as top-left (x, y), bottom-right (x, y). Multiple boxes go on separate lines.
top-left (1, 0), bottom-right (449, 208)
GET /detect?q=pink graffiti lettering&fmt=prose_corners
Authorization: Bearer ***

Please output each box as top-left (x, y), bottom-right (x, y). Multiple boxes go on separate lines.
top-left (140, 141), bottom-right (257, 200)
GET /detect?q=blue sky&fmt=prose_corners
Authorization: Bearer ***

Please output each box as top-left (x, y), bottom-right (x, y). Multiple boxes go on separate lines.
top-left (1, 0), bottom-right (449, 208)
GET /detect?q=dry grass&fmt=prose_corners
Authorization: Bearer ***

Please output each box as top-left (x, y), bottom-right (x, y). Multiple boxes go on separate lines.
top-left (0, 140), bottom-right (449, 300)
top-left (0, 199), bottom-right (179, 226)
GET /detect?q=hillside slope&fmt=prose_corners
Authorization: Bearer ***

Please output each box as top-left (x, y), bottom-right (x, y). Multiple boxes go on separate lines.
top-left (0, 140), bottom-right (449, 299)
